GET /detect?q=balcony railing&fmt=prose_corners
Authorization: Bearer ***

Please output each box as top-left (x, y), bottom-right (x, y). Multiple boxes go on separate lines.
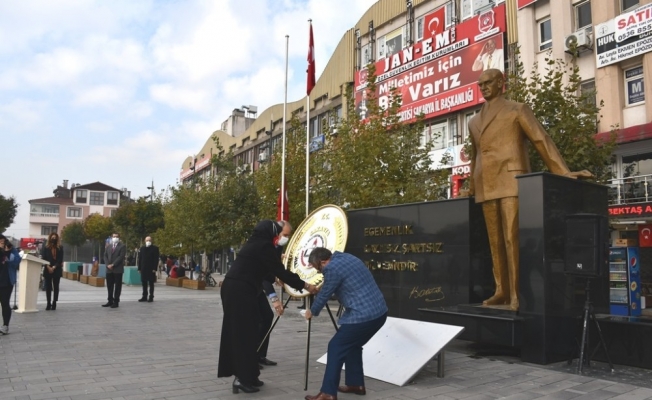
top-left (30, 212), bottom-right (59, 218)
top-left (608, 174), bottom-right (652, 205)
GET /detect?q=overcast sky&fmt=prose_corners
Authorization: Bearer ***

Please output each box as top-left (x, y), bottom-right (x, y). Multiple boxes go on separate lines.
top-left (1, 0), bottom-right (377, 239)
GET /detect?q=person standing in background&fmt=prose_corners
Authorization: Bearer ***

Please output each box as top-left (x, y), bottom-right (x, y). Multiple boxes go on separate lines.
top-left (103, 233), bottom-right (126, 309)
top-left (41, 232), bottom-right (63, 311)
top-left (137, 236), bottom-right (159, 302)
top-left (0, 235), bottom-right (20, 334)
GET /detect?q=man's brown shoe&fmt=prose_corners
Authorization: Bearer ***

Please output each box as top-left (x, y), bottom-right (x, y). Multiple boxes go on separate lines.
top-left (305, 392), bottom-right (337, 400)
top-left (338, 385), bottom-right (366, 395)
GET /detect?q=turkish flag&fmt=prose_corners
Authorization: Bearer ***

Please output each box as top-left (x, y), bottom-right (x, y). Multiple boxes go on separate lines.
top-left (639, 225), bottom-right (652, 247)
top-left (307, 22), bottom-right (316, 96)
top-left (423, 6), bottom-right (446, 40)
top-left (277, 179), bottom-right (289, 221)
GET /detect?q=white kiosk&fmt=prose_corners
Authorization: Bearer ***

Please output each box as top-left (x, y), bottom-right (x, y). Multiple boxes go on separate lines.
top-left (16, 254), bottom-right (43, 313)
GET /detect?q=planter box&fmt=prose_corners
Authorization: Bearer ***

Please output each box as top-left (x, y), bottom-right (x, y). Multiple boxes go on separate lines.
top-left (182, 279), bottom-right (206, 290)
top-left (166, 277), bottom-right (186, 287)
top-left (70, 272), bottom-right (78, 281)
top-left (88, 276), bottom-right (105, 287)
top-left (80, 275), bottom-right (90, 284)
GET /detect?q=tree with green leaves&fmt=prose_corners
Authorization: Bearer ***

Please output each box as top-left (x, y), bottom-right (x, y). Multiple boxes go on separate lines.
top-left (311, 64), bottom-right (450, 210)
top-left (61, 222), bottom-right (86, 261)
top-left (155, 184), bottom-right (203, 257)
top-left (0, 194), bottom-right (18, 233)
top-left (204, 136), bottom-right (260, 248)
top-left (505, 49), bottom-right (616, 182)
top-left (83, 213), bottom-right (113, 260)
top-left (112, 197), bottom-right (165, 250)
top-left (255, 117), bottom-right (311, 226)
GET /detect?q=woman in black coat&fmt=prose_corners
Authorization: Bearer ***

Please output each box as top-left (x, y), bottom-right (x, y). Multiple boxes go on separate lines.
top-left (41, 232), bottom-right (63, 310)
top-left (218, 220), bottom-right (314, 394)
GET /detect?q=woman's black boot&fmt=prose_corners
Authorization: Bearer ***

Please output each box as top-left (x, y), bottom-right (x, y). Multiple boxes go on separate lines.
top-left (232, 377), bottom-right (260, 394)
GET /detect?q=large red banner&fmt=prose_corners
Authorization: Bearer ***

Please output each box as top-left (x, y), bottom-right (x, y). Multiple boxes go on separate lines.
top-left (354, 4), bottom-right (506, 122)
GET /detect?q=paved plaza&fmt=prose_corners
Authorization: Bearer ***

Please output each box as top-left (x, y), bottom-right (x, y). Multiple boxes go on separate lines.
top-left (1, 277), bottom-right (652, 400)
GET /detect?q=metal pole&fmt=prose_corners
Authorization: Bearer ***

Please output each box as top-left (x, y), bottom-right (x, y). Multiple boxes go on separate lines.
top-left (304, 295), bottom-right (312, 391)
top-left (257, 296), bottom-right (292, 353)
top-left (325, 303), bottom-right (339, 331)
top-left (281, 35), bottom-right (289, 219)
top-left (306, 19), bottom-right (312, 218)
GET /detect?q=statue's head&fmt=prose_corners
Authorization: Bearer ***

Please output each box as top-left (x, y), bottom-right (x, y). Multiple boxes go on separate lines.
top-left (478, 68), bottom-right (504, 101)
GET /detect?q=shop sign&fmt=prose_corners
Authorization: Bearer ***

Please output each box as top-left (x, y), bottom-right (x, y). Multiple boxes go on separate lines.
top-left (354, 4), bottom-right (506, 122)
top-left (595, 3), bottom-right (652, 68)
top-left (609, 202), bottom-right (652, 217)
top-left (517, 0), bottom-right (537, 9)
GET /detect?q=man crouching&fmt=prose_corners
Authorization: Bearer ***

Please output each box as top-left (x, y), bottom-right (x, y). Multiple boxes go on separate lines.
top-left (303, 248), bottom-right (388, 400)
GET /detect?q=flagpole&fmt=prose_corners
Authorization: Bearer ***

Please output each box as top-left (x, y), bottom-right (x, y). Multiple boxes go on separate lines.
top-left (306, 19), bottom-right (314, 218)
top-left (281, 35), bottom-right (289, 220)
top-left (306, 94), bottom-right (310, 218)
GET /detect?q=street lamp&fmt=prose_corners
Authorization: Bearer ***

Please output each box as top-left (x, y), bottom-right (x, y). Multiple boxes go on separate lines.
top-left (147, 180), bottom-right (155, 202)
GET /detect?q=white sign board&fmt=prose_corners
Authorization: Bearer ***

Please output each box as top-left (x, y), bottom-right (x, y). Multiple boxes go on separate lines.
top-left (317, 317), bottom-right (464, 386)
top-left (595, 3), bottom-right (652, 68)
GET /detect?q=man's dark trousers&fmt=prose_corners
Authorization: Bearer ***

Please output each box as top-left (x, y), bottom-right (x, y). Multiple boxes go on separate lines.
top-left (142, 278), bottom-right (154, 300)
top-left (106, 273), bottom-right (123, 304)
top-left (320, 313), bottom-right (387, 395)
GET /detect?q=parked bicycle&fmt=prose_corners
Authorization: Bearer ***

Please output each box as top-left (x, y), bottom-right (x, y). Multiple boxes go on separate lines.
top-left (197, 270), bottom-right (217, 287)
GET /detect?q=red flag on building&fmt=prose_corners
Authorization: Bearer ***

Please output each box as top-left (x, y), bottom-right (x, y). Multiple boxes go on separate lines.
top-left (307, 21), bottom-right (316, 96)
top-left (423, 6), bottom-right (446, 40)
top-left (277, 180), bottom-right (290, 221)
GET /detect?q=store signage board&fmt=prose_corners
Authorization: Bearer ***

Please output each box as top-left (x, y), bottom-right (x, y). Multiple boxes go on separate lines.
top-left (354, 4), bottom-right (506, 123)
top-left (595, 3), bottom-right (652, 68)
top-left (609, 202), bottom-right (652, 217)
top-left (316, 317), bottom-right (464, 386)
top-left (517, 0), bottom-right (537, 9)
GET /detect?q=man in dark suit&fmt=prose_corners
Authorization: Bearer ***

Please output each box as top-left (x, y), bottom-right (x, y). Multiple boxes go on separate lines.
top-left (137, 235), bottom-right (160, 303)
top-left (103, 232), bottom-right (126, 308)
top-left (468, 69), bottom-right (590, 311)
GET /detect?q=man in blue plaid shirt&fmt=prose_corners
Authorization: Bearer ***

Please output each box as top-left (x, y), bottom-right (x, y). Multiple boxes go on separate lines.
top-left (304, 248), bottom-right (387, 400)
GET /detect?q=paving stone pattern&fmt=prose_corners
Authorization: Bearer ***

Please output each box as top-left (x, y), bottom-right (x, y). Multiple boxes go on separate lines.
top-left (1, 278), bottom-right (652, 399)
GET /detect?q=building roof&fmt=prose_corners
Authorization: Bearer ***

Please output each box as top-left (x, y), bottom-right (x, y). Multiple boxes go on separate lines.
top-left (73, 182), bottom-right (121, 191)
top-left (29, 196), bottom-right (74, 205)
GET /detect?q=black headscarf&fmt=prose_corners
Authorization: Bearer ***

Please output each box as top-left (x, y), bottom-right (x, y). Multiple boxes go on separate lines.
top-left (250, 220), bottom-right (282, 242)
top-left (237, 220), bottom-right (281, 258)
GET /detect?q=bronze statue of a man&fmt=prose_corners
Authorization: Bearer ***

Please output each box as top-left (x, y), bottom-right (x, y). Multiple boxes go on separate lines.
top-left (468, 69), bottom-right (589, 311)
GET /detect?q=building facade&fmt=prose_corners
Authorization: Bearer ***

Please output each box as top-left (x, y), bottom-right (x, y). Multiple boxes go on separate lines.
top-left (180, 0), bottom-right (651, 222)
top-left (28, 180), bottom-right (123, 239)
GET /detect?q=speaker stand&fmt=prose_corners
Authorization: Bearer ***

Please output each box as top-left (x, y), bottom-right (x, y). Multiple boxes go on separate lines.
top-left (570, 279), bottom-right (614, 374)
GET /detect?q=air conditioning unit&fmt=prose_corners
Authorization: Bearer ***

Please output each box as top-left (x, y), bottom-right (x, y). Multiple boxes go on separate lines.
top-left (329, 124), bottom-right (338, 136)
top-left (564, 28), bottom-right (593, 54)
top-left (258, 152), bottom-right (268, 163)
top-left (236, 164), bottom-right (250, 174)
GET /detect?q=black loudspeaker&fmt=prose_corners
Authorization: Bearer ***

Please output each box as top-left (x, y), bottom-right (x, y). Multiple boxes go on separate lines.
top-left (564, 214), bottom-right (609, 277)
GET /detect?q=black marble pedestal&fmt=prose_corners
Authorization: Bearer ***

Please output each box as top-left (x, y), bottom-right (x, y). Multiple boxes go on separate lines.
top-left (517, 172), bottom-right (609, 365)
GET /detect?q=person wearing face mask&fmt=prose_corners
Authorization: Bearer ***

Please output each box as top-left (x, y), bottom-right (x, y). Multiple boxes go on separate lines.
top-left (41, 232), bottom-right (64, 311)
top-left (137, 235), bottom-right (159, 302)
top-left (218, 220), bottom-right (318, 394)
top-left (103, 232), bottom-right (126, 308)
top-left (257, 221), bottom-right (291, 368)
